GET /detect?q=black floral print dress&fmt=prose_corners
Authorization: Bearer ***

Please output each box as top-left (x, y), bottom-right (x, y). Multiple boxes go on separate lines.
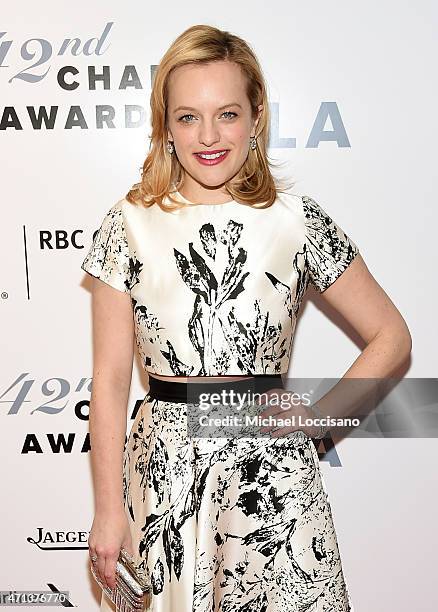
top-left (81, 189), bottom-right (359, 612)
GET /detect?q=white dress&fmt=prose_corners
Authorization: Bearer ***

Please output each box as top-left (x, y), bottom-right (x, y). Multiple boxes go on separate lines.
top-left (81, 189), bottom-right (358, 611)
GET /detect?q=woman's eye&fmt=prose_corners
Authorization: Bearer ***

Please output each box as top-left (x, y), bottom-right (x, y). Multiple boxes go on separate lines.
top-left (177, 111), bottom-right (238, 123)
top-left (178, 114), bottom-right (195, 123)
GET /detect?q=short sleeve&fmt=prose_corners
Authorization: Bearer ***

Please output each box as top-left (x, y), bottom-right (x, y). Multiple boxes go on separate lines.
top-left (80, 201), bottom-right (131, 293)
top-left (302, 195), bottom-right (359, 292)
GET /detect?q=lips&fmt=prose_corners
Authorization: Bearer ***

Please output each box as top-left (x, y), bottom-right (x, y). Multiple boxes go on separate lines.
top-left (193, 150), bottom-right (230, 166)
top-left (195, 149), bottom-right (229, 155)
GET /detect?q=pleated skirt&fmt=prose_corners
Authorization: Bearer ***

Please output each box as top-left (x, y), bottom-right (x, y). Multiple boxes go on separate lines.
top-left (99, 375), bottom-right (354, 612)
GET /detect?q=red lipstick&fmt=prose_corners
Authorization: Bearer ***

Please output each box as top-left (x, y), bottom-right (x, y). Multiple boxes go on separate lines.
top-left (193, 150), bottom-right (230, 166)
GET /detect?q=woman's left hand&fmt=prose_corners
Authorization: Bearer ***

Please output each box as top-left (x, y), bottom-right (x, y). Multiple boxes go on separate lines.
top-left (256, 388), bottom-right (322, 438)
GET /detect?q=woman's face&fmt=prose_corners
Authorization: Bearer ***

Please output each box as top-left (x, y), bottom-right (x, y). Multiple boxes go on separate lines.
top-left (166, 60), bottom-right (262, 203)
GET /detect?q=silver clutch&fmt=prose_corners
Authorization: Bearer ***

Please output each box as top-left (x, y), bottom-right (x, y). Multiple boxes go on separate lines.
top-left (90, 548), bottom-right (152, 611)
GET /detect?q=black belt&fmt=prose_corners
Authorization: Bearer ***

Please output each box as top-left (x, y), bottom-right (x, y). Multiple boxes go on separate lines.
top-left (147, 374), bottom-right (284, 404)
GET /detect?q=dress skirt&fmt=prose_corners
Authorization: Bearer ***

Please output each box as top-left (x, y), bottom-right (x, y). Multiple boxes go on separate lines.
top-left (99, 375), bottom-right (353, 612)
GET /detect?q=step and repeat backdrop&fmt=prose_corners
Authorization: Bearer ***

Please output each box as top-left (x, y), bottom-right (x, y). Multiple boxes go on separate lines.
top-left (2, 2), bottom-right (437, 611)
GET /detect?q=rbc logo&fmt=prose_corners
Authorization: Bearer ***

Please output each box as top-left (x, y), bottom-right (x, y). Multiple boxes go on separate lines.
top-left (39, 229), bottom-right (87, 250)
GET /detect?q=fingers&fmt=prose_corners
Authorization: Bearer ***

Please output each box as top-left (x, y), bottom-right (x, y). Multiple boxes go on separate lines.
top-left (257, 388), bottom-right (292, 417)
top-left (89, 547), bottom-right (100, 577)
top-left (256, 392), bottom-right (316, 438)
top-left (121, 537), bottom-right (135, 559)
top-left (87, 511), bottom-right (132, 593)
top-left (92, 548), bottom-right (119, 591)
top-left (103, 553), bottom-right (118, 591)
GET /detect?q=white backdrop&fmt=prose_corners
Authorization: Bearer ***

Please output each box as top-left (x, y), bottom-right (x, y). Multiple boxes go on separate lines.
top-left (2, 2), bottom-right (437, 611)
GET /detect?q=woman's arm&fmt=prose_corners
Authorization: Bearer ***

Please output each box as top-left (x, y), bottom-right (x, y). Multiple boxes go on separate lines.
top-left (87, 277), bottom-right (135, 591)
top-left (89, 276), bottom-right (134, 513)
top-left (321, 253), bottom-right (412, 376)
top-left (307, 253), bottom-right (412, 438)
top-left (260, 254), bottom-right (412, 440)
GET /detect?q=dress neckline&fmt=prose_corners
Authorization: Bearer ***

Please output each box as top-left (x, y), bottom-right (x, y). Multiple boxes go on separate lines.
top-left (173, 189), bottom-right (236, 207)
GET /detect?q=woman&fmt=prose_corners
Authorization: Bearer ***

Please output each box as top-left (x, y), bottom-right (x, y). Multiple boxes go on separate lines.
top-left (82, 24), bottom-right (411, 612)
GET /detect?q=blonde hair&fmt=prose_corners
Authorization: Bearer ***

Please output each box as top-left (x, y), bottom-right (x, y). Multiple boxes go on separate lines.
top-left (126, 24), bottom-right (295, 211)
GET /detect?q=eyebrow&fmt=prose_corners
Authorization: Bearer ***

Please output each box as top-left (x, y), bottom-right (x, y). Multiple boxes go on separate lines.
top-left (173, 103), bottom-right (243, 114)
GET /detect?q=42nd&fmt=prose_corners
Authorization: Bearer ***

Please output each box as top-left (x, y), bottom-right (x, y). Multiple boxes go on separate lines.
top-left (1, 373), bottom-right (92, 416)
top-left (0, 22), bottom-right (113, 84)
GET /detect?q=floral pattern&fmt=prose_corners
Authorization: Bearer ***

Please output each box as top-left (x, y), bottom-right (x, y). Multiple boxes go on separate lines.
top-left (172, 218), bottom-right (291, 375)
top-left (81, 204), bottom-right (142, 293)
top-left (81, 192), bottom-right (359, 612)
top-left (81, 194), bottom-right (359, 376)
top-left (302, 196), bottom-right (359, 292)
top-left (120, 397), bottom-right (354, 611)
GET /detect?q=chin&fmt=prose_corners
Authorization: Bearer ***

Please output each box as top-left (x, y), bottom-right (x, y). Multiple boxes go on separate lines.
top-left (191, 166), bottom-right (241, 187)
top-left (199, 174), bottom-right (230, 186)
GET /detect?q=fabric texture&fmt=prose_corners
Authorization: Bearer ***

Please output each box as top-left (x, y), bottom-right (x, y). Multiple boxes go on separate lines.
top-left (81, 191), bottom-right (359, 377)
top-left (81, 190), bottom-right (358, 611)
top-left (99, 394), bottom-right (354, 612)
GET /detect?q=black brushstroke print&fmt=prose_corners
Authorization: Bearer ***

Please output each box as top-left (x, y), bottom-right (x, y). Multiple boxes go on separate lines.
top-left (90, 195), bottom-right (358, 610)
top-left (303, 195), bottom-right (359, 292)
top-left (82, 195), bottom-right (359, 377)
top-left (127, 253), bottom-right (143, 290)
top-left (174, 219), bottom-right (291, 375)
top-left (174, 219), bottom-right (252, 374)
top-left (219, 302), bottom-right (287, 374)
top-left (80, 202), bottom-right (142, 293)
top-left (122, 397), bottom-right (353, 611)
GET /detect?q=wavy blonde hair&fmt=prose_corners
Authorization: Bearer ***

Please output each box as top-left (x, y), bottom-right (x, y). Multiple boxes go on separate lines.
top-left (126, 24), bottom-right (295, 211)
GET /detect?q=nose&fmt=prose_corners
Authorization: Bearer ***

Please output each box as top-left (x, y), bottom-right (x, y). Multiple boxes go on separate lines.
top-left (198, 119), bottom-right (221, 148)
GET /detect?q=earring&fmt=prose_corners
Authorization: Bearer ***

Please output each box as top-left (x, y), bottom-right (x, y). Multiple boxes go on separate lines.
top-left (166, 140), bottom-right (174, 154)
top-left (249, 136), bottom-right (257, 150)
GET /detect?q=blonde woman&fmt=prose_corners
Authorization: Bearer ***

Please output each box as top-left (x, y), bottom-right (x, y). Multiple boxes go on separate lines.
top-left (82, 24), bottom-right (411, 612)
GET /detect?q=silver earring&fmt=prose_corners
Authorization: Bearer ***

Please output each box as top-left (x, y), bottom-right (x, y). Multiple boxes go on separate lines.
top-left (166, 140), bottom-right (174, 154)
top-left (249, 136), bottom-right (257, 150)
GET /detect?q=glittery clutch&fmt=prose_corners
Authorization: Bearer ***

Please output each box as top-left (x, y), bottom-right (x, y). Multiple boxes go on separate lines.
top-left (90, 548), bottom-right (152, 611)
